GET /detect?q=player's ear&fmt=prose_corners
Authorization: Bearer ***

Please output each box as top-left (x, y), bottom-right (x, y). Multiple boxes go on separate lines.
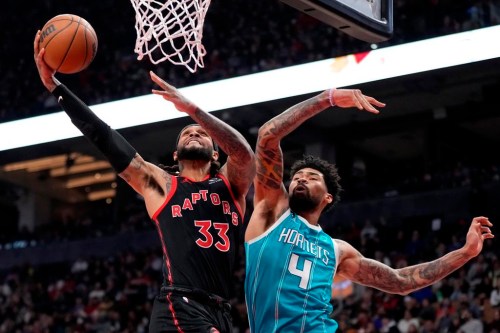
top-left (173, 151), bottom-right (178, 161)
top-left (325, 193), bottom-right (333, 205)
top-left (211, 150), bottom-right (219, 161)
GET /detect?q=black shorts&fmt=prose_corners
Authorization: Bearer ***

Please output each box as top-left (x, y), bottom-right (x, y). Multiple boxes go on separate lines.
top-left (149, 286), bottom-right (233, 333)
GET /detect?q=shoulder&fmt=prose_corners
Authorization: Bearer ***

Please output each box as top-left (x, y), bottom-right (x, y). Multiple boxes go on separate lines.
top-left (245, 205), bottom-right (290, 242)
top-left (332, 238), bottom-right (359, 259)
top-left (212, 173), bottom-right (234, 189)
top-left (332, 238), bottom-right (348, 247)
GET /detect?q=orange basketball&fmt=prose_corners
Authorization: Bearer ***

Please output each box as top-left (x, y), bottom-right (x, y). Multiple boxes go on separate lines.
top-left (39, 14), bottom-right (98, 74)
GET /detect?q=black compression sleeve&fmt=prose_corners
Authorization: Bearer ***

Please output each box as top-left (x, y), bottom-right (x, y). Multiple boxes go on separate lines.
top-left (52, 84), bottom-right (137, 173)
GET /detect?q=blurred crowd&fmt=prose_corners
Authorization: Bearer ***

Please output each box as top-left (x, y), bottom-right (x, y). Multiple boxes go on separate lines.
top-left (1, 0), bottom-right (499, 122)
top-left (0, 211), bottom-right (499, 332)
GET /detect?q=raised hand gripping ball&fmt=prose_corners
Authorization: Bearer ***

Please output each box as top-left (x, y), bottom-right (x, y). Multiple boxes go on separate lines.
top-left (39, 14), bottom-right (98, 74)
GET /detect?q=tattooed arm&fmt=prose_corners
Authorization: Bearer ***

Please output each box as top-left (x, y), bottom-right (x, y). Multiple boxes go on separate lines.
top-left (119, 155), bottom-right (174, 217)
top-left (149, 71), bottom-right (255, 203)
top-left (185, 106), bottom-right (255, 201)
top-left (245, 89), bottom-right (384, 240)
top-left (335, 217), bottom-right (494, 295)
top-left (34, 34), bottom-right (170, 217)
top-left (256, 88), bottom-right (383, 154)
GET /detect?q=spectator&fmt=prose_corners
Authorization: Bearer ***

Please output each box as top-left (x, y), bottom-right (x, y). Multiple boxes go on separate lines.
top-left (398, 308), bottom-right (421, 333)
top-left (458, 307), bottom-right (484, 333)
top-left (490, 286), bottom-right (500, 307)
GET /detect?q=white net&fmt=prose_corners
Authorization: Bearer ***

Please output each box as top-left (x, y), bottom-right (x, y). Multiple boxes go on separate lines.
top-left (130, 0), bottom-right (211, 73)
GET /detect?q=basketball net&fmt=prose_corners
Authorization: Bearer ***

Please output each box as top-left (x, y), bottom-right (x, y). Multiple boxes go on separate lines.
top-left (130, 0), bottom-right (211, 73)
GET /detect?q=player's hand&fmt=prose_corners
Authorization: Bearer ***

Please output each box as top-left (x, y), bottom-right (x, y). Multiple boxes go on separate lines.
top-left (332, 89), bottom-right (385, 114)
top-left (463, 216), bottom-right (494, 258)
top-left (150, 71), bottom-right (197, 115)
top-left (34, 30), bottom-right (57, 92)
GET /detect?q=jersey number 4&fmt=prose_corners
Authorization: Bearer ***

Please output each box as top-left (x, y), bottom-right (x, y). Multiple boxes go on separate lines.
top-left (194, 220), bottom-right (230, 252)
top-left (288, 254), bottom-right (312, 289)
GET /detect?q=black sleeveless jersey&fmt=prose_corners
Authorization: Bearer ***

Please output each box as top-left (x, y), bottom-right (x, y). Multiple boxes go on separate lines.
top-left (151, 173), bottom-right (243, 299)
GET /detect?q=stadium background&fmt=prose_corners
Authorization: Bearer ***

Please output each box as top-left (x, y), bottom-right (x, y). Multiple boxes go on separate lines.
top-left (0, 0), bottom-right (499, 332)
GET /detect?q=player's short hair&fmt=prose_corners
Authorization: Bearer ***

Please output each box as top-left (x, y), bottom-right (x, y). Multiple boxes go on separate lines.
top-left (290, 155), bottom-right (342, 212)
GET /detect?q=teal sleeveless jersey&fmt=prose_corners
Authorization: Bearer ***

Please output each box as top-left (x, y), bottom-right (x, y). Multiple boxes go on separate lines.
top-left (245, 209), bottom-right (339, 333)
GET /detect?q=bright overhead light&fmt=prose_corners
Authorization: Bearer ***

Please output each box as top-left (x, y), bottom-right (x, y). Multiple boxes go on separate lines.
top-left (3, 154), bottom-right (69, 172)
top-left (88, 189), bottom-right (116, 201)
top-left (2, 154), bottom-right (95, 172)
top-left (0, 26), bottom-right (498, 151)
top-left (65, 172), bottom-right (116, 189)
top-left (50, 161), bottom-right (112, 177)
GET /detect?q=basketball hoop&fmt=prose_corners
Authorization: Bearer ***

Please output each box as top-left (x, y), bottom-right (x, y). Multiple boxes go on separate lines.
top-left (130, 0), bottom-right (211, 73)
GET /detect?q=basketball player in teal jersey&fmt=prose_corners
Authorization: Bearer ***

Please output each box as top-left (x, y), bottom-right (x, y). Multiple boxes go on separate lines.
top-left (244, 88), bottom-right (495, 332)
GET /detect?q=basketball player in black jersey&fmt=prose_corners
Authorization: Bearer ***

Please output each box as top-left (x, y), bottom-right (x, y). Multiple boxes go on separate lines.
top-left (34, 31), bottom-right (255, 332)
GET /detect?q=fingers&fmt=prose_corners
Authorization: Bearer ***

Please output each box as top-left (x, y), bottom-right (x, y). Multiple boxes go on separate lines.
top-left (151, 89), bottom-right (175, 103)
top-left (481, 226), bottom-right (493, 233)
top-left (366, 96), bottom-right (386, 108)
top-left (360, 99), bottom-right (379, 114)
top-left (473, 216), bottom-right (493, 227)
top-left (149, 70), bottom-right (159, 80)
top-left (150, 71), bottom-right (165, 86)
top-left (35, 48), bottom-right (47, 69)
top-left (151, 89), bottom-right (167, 96)
top-left (34, 30), bottom-right (45, 65)
top-left (353, 90), bottom-right (364, 110)
top-left (346, 89), bottom-right (384, 114)
top-left (150, 71), bottom-right (174, 91)
top-left (34, 30), bottom-right (45, 68)
top-left (360, 100), bottom-right (383, 113)
top-left (34, 30), bottom-right (41, 56)
top-left (473, 216), bottom-right (495, 238)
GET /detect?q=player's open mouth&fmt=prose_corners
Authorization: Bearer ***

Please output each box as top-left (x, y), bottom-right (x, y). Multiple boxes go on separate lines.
top-left (294, 185), bottom-right (308, 193)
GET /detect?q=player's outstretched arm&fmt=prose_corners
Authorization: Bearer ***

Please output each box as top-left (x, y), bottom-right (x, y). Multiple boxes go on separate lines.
top-left (150, 71), bottom-right (255, 199)
top-left (34, 30), bottom-right (137, 177)
top-left (248, 93), bottom-right (333, 239)
top-left (258, 88), bottom-right (384, 146)
top-left (246, 88), bottom-right (385, 240)
top-left (254, 88), bottom-right (383, 204)
top-left (336, 216), bottom-right (494, 295)
top-left (33, 31), bottom-right (167, 207)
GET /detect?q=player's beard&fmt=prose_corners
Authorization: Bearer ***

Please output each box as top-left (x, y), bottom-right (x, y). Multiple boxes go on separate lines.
top-left (177, 145), bottom-right (213, 162)
top-left (289, 189), bottom-right (321, 213)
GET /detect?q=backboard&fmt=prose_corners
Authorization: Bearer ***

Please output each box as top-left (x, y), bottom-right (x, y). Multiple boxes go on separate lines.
top-left (280, 0), bottom-right (393, 43)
